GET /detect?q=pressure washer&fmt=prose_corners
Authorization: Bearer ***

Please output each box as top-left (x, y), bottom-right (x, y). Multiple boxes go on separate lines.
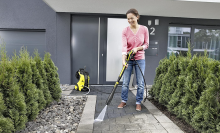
top-left (75, 68), bottom-right (90, 93)
top-left (95, 50), bottom-right (148, 121)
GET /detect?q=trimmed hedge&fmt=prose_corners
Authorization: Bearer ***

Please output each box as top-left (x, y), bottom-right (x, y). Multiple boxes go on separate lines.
top-left (149, 43), bottom-right (220, 132)
top-left (34, 50), bottom-right (52, 105)
top-left (44, 53), bottom-right (61, 101)
top-left (0, 93), bottom-right (14, 133)
top-left (0, 43), bottom-right (61, 131)
top-left (0, 47), bottom-right (27, 131)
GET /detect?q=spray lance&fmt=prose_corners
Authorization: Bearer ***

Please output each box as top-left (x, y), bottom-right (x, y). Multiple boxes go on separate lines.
top-left (106, 50), bottom-right (148, 105)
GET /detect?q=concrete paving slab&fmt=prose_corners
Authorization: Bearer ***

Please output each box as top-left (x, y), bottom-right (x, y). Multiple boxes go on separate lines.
top-left (116, 117), bottom-right (131, 124)
top-left (160, 123), bottom-right (180, 129)
top-left (142, 114), bottom-right (158, 123)
top-left (153, 123), bottom-right (165, 130)
top-left (117, 131), bottom-right (134, 133)
top-left (120, 113), bottom-right (135, 119)
top-left (129, 117), bottom-right (145, 123)
top-left (77, 129), bottom-right (93, 133)
top-left (145, 105), bottom-right (159, 110)
top-left (150, 129), bottom-right (168, 133)
top-left (133, 130), bottom-right (152, 133)
top-left (107, 113), bottom-right (121, 118)
top-left (77, 123), bottom-right (93, 130)
top-left (100, 131), bottom-right (117, 133)
top-left (133, 113), bottom-right (148, 119)
top-left (138, 123), bottom-right (157, 130)
top-left (154, 115), bottom-right (173, 123)
top-left (101, 118), bottom-right (116, 125)
top-left (124, 123), bottom-right (141, 130)
top-left (148, 109), bottom-right (163, 115)
top-left (80, 118), bottom-right (94, 125)
top-left (109, 124), bottom-right (126, 131)
top-left (114, 109), bottom-right (126, 114)
top-left (166, 129), bottom-right (184, 133)
top-left (93, 123), bottom-right (110, 131)
top-left (92, 131), bottom-right (101, 133)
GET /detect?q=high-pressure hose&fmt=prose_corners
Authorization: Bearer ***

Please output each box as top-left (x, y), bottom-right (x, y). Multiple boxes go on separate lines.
top-left (132, 57), bottom-right (148, 102)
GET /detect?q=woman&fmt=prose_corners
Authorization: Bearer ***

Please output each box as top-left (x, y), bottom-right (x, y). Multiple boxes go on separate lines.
top-left (118, 8), bottom-right (149, 111)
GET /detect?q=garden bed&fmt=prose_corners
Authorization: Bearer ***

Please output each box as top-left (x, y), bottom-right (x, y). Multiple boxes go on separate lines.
top-left (16, 96), bottom-right (87, 133)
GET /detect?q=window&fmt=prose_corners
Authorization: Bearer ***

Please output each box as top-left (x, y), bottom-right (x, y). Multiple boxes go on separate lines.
top-left (0, 29), bottom-right (46, 58)
top-left (167, 26), bottom-right (191, 58)
top-left (193, 28), bottom-right (220, 60)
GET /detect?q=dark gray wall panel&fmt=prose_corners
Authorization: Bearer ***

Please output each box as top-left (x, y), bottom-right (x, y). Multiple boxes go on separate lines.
top-left (0, 0), bottom-right (56, 63)
top-left (139, 16), bottom-right (169, 85)
top-left (56, 13), bottom-right (71, 84)
top-left (71, 16), bottom-right (99, 84)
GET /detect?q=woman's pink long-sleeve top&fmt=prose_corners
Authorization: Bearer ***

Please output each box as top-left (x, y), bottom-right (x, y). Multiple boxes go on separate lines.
top-left (122, 25), bottom-right (149, 60)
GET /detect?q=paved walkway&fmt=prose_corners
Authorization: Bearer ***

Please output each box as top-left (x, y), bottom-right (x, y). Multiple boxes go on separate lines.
top-left (89, 86), bottom-right (184, 133)
top-left (69, 85), bottom-right (184, 133)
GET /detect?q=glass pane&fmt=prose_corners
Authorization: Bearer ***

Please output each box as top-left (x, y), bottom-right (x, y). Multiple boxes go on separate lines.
top-left (0, 30), bottom-right (46, 58)
top-left (167, 27), bottom-right (191, 58)
top-left (193, 29), bottom-right (220, 60)
top-left (106, 18), bottom-right (130, 81)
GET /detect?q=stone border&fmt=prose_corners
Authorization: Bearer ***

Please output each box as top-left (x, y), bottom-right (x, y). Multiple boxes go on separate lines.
top-left (129, 87), bottom-right (184, 133)
top-left (76, 95), bottom-right (97, 133)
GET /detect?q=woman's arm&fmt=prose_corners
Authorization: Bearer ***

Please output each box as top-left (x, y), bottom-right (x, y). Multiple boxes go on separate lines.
top-left (142, 26), bottom-right (149, 50)
top-left (122, 28), bottom-right (128, 68)
top-left (122, 54), bottom-right (128, 68)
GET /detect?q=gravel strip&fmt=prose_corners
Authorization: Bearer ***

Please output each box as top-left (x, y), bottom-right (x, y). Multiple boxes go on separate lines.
top-left (16, 96), bottom-right (87, 133)
top-left (60, 84), bottom-right (71, 91)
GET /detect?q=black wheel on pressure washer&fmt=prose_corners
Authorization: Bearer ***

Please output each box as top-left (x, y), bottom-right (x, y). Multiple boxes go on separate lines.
top-left (81, 87), bottom-right (89, 92)
top-left (75, 84), bottom-right (79, 91)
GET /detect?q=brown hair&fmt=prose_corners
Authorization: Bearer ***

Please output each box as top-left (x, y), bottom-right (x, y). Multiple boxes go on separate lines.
top-left (126, 8), bottom-right (140, 21)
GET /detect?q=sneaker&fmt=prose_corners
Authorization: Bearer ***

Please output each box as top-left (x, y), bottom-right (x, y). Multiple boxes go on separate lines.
top-left (136, 104), bottom-right (141, 111)
top-left (117, 102), bottom-right (126, 108)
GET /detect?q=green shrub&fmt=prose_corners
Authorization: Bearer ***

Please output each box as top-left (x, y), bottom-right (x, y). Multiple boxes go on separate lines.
top-left (0, 93), bottom-right (14, 133)
top-left (149, 58), bottom-right (170, 100)
top-left (0, 45), bottom-right (27, 131)
top-left (179, 53), bottom-right (209, 123)
top-left (33, 50), bottom-right (52, 105)
top-left (167, 56), bottom-right (191, 116)
top-left (44, 53), bottom-right (61, 101)
top-left (191, 60), bottom-right (220, 132)
top-left (168, 43), bottom-right (192, 115)
top-left (30, 58), bottom-right (46, 110)
top-left (159, 53), bottom-right (179, 105)
top-left (150, 42), bottom-right (220, 132)
top-left (16, 48), bottom-right (39, 120)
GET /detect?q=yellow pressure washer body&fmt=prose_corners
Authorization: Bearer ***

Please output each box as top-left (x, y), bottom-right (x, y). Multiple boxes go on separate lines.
top-left (75, 68), bottom-right (90, 92)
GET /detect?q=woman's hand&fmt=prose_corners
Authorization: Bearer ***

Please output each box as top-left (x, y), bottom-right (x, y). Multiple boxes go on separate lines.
top-left (132, 46), bottom-right (144, 54)
top-left (122, 55), bottom-right (128, 69)
top-left (123, 60), bottom-right (128, 69)
top-left (132, 47), bottom-right (138, 54)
